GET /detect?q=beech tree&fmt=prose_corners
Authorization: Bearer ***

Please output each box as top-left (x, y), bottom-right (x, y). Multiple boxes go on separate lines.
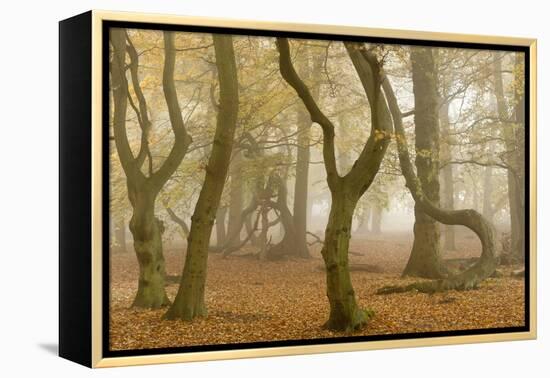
top-left (493, 52), bottom-right (525, 263)
top-left (402, 47), bottom-right (446, 279)
top-left (291, 52), bottom-right (323, 259)
top-left (378, 69), bottom-right (497, 294)
top-left (164, 34), bottom-right (239, 320)
top-left (278, 39), bottom-right (392, 331)
top-left (110, 29), bottom-right (192, 308)
top-left (106, 28), bottom-right (526, 347)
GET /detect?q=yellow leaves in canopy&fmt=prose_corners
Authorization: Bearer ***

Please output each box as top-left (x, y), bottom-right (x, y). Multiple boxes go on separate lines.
top-left (374, 129), bottom-right (390, 142)
top-left (415, 148), bottom-right (433, 158)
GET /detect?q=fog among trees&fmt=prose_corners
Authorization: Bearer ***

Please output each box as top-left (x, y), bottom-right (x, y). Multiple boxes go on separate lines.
top-left (108, 27), bottom-right (526, 348)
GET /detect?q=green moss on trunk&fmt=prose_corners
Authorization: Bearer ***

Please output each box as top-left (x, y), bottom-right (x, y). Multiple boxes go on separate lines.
top-left (129, 194), bottom-right (170, 308)
top-left (321, 193), bottom-right (373, 331)
top-left (403, 47), bottom-right (445, 279)
top-left (164, 34), bottom-right (239, 321)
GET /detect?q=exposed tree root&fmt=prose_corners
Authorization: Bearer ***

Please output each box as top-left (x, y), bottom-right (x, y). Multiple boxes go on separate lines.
top-left (377, 264), bottom-right (494, 294)
top-left (316, 264), bottom-right (382, 273)
top-left (323, 308), bottom-right (375, 332)
top-left (377, 72), bottom-right (497, 295)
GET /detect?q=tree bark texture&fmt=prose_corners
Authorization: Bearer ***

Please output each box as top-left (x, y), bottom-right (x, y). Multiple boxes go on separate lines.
top-left (378, 75), bottom-right (497, 295)
top-left (493, 52), bottom-right (525, 263)
top-left (278, 39), bottom-right (391, 330)
top-left (402, 48), bottom-right (445, 279)
top-left (439, 100), bottom-right (457, 250)
top-left (164, 34), bottom-right (239, 320)
top-left (111, 29), bottom-right (191, 308)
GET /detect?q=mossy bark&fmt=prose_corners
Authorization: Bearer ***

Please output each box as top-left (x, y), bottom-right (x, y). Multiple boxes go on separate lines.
top-left (379, 75), bottom-right (497, 295)
top-left (402, 48), bottom-right (445, 279)
top-left (129, 192), bottom-right (169, 308)
top-left (111, 29), bottom-right (191, 309)
top-left (164, 34), bottom-right (239, 321)
top-left (278, 40), bottom-right (391, 331)
top-left (322, 191), bottom-right (372, 331)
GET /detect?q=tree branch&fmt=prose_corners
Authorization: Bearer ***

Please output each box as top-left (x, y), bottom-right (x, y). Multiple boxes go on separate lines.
top-left (149, 31), bottom-right (193, 193)
top-left (379, 74), bottom-right (497, 294)
top-left (276, 38), bottom-right (339, 190)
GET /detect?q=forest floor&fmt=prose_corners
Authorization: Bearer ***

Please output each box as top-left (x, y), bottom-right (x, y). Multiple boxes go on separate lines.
top-left (109, 230), bottom-right (525, 351)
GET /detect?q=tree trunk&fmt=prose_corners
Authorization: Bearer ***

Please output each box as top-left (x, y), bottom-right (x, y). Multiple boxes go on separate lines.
top-left (402, 48), bottom-right (445, 279)
top-left (493, 52), bottom-right (524, 262)
top-left (322, 190), bottom-right (372, 330)
top-left (111, 29), bottom-right (191, 309)
top-left (472, 178), bottom-right (480, 209)
top-left (278, 39), bottom-right (391, 331)
top-left (258, 205), bottom-right (270, 260)
top-left (227, 150), bottom-right (244, 247)
top-left (164, 34), bottom-right (239, 321)
top-left (244, 211), bottom-right (261, 247)
top-left (129, 190), bottom-right (170, 308)
top-left (371, 204), bottom-right (382, 234)
top-left (439, 101), bottom-right (457, 250)
top-left (293, 104), bottom-right (312, 258)
top-left (218, 195), bottom-right (260, 256)
top-left (215, 206), bottom-right (227, 248)
top-left (511, 53), bottom-right (526, 263)
top-left (482, 166), bottom-right (494, 222)
top-left (292, 54), bottom-right (322, 260)
top-left (166, 207), bottom-right (190, 238)
top-left (357, 206), bottom-right (371, 234)
top-left (114, 217), bottom-right (127, 253)
top-left (379, 75), bottom-right (497, 295)
top-left (267, 176), bottom-right (308, 259)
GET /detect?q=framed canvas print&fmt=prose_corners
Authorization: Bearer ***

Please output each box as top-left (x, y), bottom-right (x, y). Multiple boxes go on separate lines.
top-left (59, 10), bottom-right (537, 368)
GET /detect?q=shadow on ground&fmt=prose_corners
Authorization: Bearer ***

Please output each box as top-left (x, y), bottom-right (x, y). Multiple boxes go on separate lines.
top-left (38, 343), bottom-right (58, 355)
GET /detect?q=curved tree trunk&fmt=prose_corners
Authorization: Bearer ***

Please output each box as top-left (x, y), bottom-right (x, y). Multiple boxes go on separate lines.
top-left (278, 39), bottom-right (391, 331)
top-left (111, 29), bottom-right (191, 308)
top-left (244, 211), bottom-right (261, 247)
top-left (321, 189), bottom-right (373, 330)
top-left (166, 206), bottom-right (190, 238)
top-left (129, 191), bottom-right (170, 308)
top-left (258, 205), bottom-right (270, 260)
top-left (164, 34), bottom-right (239, 321)
top-left (266, 176), bottom-right (308, 260)
top-left (220, 197), bottom-right (259, 256)
top-left (439, 100), bottom-right (457, 250)
top-left (402, 48), bottom-right (446, 279)
top-left (378, 76), bottom-right (497, 295)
